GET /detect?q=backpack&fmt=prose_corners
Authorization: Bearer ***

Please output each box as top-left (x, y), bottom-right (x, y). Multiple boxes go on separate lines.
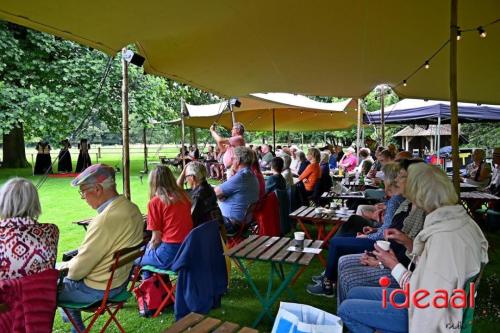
top-left (133, 275), bottom-right (173, 317)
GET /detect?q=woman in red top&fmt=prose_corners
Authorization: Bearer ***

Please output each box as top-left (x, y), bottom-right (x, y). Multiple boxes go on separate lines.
top-left (139, 165), bottom-right (193, 273)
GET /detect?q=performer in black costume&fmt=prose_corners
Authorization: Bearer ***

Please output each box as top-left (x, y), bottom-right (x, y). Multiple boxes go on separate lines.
top-left (34, 140), bottom-right (52, 175)
top-left (75, 138), bottom-right (92, 172)
top-left (57, 139), bottom-right (73, 173)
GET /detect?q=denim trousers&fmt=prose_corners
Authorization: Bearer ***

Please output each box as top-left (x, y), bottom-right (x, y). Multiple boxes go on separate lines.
top-left (136, 242), bottom-right (181, 278)
top-left (338, 286), bottom-right (408, 333)
top-left (58, 278), bottom-right (126, 333)
top-left (325, 236), bottom-right (375, 282)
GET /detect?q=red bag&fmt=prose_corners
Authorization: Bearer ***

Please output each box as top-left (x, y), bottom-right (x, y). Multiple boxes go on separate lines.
top-left (133, 275), bottom-right (173, 317)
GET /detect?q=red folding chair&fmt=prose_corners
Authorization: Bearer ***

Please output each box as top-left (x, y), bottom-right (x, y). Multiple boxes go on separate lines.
top-left (58, 243), bottom-right (145, 333)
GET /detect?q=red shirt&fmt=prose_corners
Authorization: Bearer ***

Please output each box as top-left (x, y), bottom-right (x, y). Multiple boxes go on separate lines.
top-left (147, 196), bottom-right (193, 244)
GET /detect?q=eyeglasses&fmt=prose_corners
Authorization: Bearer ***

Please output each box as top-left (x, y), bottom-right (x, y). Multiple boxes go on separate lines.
top-left (78, 185), bottom-right (96, 199)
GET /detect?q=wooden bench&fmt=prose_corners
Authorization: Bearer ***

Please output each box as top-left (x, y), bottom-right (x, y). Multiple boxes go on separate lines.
top-left (163, 312), bottom-right (258, 333)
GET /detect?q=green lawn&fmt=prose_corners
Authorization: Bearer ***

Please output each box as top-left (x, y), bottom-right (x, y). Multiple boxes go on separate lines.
top-left (0, 154), bottom-right (499, 332)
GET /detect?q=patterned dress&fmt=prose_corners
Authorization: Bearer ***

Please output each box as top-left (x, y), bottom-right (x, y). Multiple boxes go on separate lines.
top-left (0, 217), bottom-right (59, 280)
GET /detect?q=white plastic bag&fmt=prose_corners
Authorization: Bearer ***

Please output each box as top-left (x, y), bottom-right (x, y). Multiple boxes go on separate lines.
top-left (271, 302), bottom-right (343, 333)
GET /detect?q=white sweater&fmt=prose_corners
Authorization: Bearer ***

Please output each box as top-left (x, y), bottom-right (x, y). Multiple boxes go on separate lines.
top-left (391, 205), bottom-right (488, 333)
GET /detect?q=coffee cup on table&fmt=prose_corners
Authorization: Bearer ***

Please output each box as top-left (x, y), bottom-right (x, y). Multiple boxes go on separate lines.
top-left (376, 240), bottom-right (391, 251)
top-left (294, 232), bottom-right (305, 250)
top-left (340, 206), bottom-right (348, 214)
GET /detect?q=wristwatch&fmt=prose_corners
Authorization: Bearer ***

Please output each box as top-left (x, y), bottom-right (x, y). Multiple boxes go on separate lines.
top-left (378, 261), bottom-right (385, 270)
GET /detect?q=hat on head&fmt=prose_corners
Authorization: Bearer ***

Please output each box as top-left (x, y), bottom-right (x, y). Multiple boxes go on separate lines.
top-left (71, 164), bottom-right (115, 187)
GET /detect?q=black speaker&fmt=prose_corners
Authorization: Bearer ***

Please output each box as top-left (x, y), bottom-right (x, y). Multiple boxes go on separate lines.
top-left (123, 49), bottom-right (145, 67)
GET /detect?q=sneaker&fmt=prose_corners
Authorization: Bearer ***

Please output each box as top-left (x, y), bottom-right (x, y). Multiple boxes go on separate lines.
top-left (311, 272), bottom-right (325, 285)
top-left (306, 280), bottom-right (335, 298)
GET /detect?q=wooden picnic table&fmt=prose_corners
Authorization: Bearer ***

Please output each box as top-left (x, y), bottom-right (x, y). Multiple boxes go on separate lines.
top-left (224, 235), bottom-right (322, 328)
top-left (460, 191), bottom-right (500, 222)
top-left (459, 182), bottom-right (479, 192)
top-left (289, 206), bottom-right (348, 266)
top-left (163, 312), bottom-right (258, 333)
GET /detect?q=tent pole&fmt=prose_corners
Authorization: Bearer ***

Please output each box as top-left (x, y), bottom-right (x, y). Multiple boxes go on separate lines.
top-left (180, 99), bottom-right (186, 168)
top-left (437, 115), bottom-right (441, 166)
top-left (272, 108), bottom-right (276, 151)
top-left (380, 88), bottom-right (385, 147)
top-left (450, 0), bottom-right (460, 193)
top-left (121, 49), bottom-right (131, 200)
top-left (356, 98), bottom-right (362, 165)
top-left (143, 126), bottom-right (148, 173)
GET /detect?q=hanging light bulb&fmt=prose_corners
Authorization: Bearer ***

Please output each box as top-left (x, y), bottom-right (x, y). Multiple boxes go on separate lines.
top-left (424, 61), bottom-right (430, 69)
top-left (330, 112), bottom-right (333, 116)
top-left (403, 80), bottom-right (407, 87)
top-left (456, 29), bottom-right (462, 40)
top-left (478, 26), bottom-right (487, 38)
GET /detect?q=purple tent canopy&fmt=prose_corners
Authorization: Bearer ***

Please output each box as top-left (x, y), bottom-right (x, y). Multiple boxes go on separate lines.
top-left (364, 99), bottom-right (500, 125)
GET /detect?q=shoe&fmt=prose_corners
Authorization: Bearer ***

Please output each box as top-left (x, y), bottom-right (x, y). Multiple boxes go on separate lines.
top-left (306, 280), bottom-right (335, 298)
top-left (311, 272), bottom-right (325, 285)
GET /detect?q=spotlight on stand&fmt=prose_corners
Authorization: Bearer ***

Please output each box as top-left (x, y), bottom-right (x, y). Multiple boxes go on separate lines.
top-left (122, 49), bottom-right (145, 67)
top-left (229, 98), bottom-right (241, 108)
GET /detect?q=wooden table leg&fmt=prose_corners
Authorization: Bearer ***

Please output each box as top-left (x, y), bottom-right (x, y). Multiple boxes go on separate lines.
top-left (297, 219), bottom-right (313, 239)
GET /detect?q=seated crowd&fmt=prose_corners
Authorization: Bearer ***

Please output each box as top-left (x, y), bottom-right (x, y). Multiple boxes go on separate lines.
top-left (0, 118), bottom-right (498, 333)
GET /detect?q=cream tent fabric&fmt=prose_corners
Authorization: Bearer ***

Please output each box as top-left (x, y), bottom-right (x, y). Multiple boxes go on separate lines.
top-left (0, 1), bottom-right (499, 104)
top-left (178, 93), bottom-right (358, 131)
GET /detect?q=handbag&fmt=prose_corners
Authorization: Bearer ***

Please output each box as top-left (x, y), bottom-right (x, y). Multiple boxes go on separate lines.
top-left (133, 275), bottom-right (172, 317)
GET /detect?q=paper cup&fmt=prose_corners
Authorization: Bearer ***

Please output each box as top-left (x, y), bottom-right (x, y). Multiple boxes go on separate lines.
top-left (376, 240), bottom-right (391, 251)
top-left (294, 232), bottom-right (305, 249)
top-left (340, 207), bottom-right (348, 213)
top-left (315, 207), bottom-right (324, 214)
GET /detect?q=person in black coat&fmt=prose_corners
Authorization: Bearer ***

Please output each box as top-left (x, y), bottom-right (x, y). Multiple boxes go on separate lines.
top-left (75, 139), bottom-right (91, 172)
top-left (57, 139), bottom-right (73, 173)
top-left (265, 157), bottom-right (287, 194)
top-left (34, 140), bottom-right (52, 175)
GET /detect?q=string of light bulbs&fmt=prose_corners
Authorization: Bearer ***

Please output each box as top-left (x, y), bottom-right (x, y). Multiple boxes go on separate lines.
top-left (395, 18), bottom-right (499, 89)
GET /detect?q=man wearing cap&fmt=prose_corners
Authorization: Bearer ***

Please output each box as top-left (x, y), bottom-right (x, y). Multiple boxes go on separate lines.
top-left (58, 164), bottom-right (144, 332)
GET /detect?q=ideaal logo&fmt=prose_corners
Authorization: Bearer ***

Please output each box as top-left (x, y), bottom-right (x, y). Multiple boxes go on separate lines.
top-left (378, 276), bottom-right (475, 309)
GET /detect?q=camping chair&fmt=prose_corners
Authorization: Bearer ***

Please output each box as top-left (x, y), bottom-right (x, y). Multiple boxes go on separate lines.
top-left (226, 202), bottom-right (258, 248)
top-left (461, 264), bottom-right (485, 333)
top-left (58, 243), bottom-right (145, 333)
top-left (138, 266), bottom-right (177, 318)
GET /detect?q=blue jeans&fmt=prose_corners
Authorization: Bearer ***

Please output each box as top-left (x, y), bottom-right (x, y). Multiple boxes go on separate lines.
top-left (325, 236), bottom-right (375, 282)
top-left (338, 287), bottom-right (408, 333)
top-left (136, 242), bottom-right (181, 277)
top-left (58, 278), bottom-right (126, 333)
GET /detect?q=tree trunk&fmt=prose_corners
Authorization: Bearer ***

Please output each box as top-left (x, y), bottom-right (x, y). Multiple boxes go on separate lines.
top-left (2, 123), bottom-right (30, 168)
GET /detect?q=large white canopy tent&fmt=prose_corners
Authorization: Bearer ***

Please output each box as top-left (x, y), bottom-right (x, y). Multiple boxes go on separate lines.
top-left (1, 0), bottom-right (498, 192)
top-left (178, 93), bottom-right (359, 132)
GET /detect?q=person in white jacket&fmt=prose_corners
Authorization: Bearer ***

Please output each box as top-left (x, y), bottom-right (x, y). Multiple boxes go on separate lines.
top-left (338, 163), bottom-right (488, 333)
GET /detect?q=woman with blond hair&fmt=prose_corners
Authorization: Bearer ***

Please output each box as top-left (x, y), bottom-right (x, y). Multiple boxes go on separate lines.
top-left (139, 165), bottom-right (193, 272)
top-left (339, 163), bottom-right (488, 333)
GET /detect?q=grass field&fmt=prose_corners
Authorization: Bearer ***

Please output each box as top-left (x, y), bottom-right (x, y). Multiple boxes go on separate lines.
top-left (0, 153), bottom-right (499, 332)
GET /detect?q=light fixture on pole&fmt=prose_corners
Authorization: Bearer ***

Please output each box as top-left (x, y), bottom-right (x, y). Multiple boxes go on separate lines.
top-left (122, 49), bottom-right (145, 67)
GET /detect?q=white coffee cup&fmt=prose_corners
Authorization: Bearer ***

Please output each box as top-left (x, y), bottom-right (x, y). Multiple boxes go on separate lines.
top-left (315, 207), bottom-right (324, 214)
top-left (340, 206), bottom-right (348, 213)
top-left (376, 240), bottom-right (391, 251)
top-left (294, 232), bottom-right (305, 249)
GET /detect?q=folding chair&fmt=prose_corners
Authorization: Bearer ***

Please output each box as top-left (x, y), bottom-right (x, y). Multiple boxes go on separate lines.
top-left (461, 264), bottom-right (485, 333)
top-left (58, 243), bottom-right (145, 333)
top-left (226, 202), bottom-right (258, 248)
top-left (138, 266), bottom-right (177, 318)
